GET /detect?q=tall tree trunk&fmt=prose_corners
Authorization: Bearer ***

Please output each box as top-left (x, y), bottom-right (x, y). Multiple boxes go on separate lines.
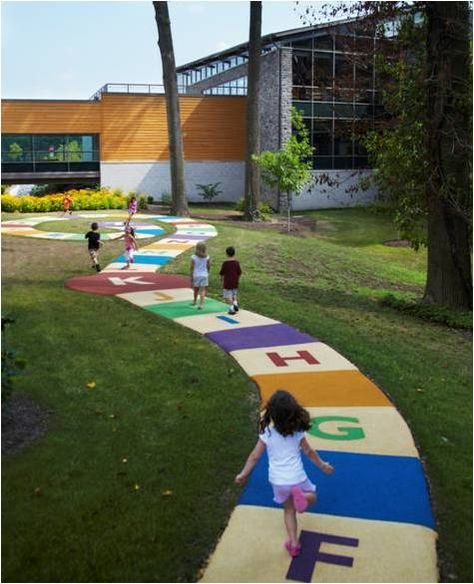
top-left (153, 1), bottom-right (188, 216)
top-left (424, 1), bottom-right (472, 309)
top-left (244, 1), bottom-right (262, 221)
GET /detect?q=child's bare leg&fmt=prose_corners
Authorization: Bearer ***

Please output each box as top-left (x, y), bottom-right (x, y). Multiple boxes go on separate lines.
top-left (199, 287), bottom-right (206, 307)
top-left (192, 287), bottom-right (199, 305)
top-left (305, 492), bottom-right (317, 507)
top-left (283, 498), bottom-right (299, 547)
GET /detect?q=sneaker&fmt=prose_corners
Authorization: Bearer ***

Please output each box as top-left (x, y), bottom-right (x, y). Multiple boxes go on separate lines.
top-left (291, 486), bottom-right (309, 513)
top-left (95, 265), bottom-right (102, 273)
top-left (228, 309), bottom-right (236, 315)
top-left (233, 303), bottom-right (239, 312)
top-left (284, 539), bottom-right (301, 557)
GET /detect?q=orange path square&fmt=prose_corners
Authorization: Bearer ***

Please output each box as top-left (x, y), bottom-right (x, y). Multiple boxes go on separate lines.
top-left (252, 370), bottom-right (392, 408)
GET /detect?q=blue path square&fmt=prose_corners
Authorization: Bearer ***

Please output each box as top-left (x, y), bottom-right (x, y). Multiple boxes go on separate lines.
top-left (135, 228), bottom-right (165, 236)
top-left (238, 450), bottom-right (435, 529)
top-left (114, 255), bottom-right (171, 265)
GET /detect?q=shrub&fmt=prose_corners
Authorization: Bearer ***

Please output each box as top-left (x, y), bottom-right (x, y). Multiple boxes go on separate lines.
top-left (235, 198), bottom-right (274, 219)
top-left (380, 294), bottom-right (472, 330)
top-left (147, 195), bottom-right (154, 204)
top-left (196, 182), bottom-right (222, 201)
top-left (1, 316), bottom-right (26, 404)
top-left (126, 191), bottom-right (147, 210)
top-left (161, 192), bottom-right (172, 206)
top-left (0, 188), bottom-right (133, 213)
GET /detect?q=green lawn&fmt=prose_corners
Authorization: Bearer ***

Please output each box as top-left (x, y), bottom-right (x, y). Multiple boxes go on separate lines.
top-left (2, 208), bottom-right (472, 582)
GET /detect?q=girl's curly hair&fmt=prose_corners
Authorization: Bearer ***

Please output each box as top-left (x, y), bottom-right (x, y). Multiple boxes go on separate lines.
top-left (259, 389), bottom-right (311, 437)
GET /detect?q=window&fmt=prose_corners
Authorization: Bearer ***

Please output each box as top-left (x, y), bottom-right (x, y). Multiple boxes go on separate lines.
top-left (1, 134), bottom-right (99, 171)
top-left (313, 52), bottom-right (333, 87)
top-left (292, 50), bottom-right (313, 87)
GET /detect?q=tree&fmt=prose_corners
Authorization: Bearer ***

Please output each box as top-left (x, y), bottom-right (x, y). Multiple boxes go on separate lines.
top-left (300, 1), bottom-right (472, 309)
top-left (253, 107), bottom-right (313, 231)
top-left (66, 140), bottom-right (82, 162)
top-left (423, 1), bottom-right (472, 308)
top-left (153, 1), bottom-right (188, 216)
top-left (7, 142), bottom-right (23, 161)
top-left (244, 1), bottom-right (262, 221)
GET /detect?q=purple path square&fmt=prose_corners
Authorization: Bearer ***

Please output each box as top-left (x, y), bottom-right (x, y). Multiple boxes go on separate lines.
top-left (168, 234), bottom-right (210, 241)
top-left (205, 323), bottom-right (317, 352)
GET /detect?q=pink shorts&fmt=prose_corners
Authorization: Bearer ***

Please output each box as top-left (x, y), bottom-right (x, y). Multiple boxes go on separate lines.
top-left (271, 478), bottom-right (316, 504)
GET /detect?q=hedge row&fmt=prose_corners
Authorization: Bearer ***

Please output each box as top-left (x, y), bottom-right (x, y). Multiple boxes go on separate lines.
top-left (0, 189), bottom-right (147, 213)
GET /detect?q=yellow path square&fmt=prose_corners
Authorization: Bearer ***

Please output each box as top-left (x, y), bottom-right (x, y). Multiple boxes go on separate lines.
top-left (174, 309), bottom-right (279, 334)
top-left (305, 406), bottom-right (419, 457)
top-left (201, 506), bottom-right (437, 583)
top-left (230, 342), bottom-right (357, 377)
top-left (117, 288), bottom-right (193, 307)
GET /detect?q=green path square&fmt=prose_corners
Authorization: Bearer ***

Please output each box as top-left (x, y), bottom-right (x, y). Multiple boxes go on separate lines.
top-left (145, 298), bottom-right (229, 319)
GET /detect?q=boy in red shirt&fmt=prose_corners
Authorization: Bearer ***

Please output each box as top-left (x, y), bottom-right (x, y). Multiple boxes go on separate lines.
top-left (219, 246), bottom-right (242, 315)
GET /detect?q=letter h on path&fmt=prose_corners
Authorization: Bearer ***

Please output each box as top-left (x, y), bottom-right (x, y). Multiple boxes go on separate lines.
top-left (286, 530), bottom-right (359, 582)
top-left (266, 350), bottom-right (320, 367)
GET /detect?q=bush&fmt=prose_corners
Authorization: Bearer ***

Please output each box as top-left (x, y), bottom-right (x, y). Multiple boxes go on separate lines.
top-left (161, 192), bottom-right (172, 206)
top-left (147, 196), bottom-right (154, 204)
top-left (0, 188), bottom-right (135, 213)
top-left (2, 316), bottom-right (26, 404)
top-left (380, 294), bottom-right (472, 330)
top-left (126, 191), bottom-right (147, 210)
top-left (196, 182), bottom-right (222, 201)
top-left (234, 198), bottom-right (275, 219)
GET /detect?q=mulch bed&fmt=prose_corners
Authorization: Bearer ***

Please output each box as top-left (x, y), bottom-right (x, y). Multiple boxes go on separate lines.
top-left (2, 394), bottom-right (51, 457)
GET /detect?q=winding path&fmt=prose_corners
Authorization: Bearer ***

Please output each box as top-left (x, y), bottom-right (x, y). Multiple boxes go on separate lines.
top-left (2, 212), bottom-right (438, 582)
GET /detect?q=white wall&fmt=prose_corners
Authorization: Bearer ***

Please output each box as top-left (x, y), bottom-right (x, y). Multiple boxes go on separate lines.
top-left (291, 170), bottom-right (378, 210)
top-left (100, 161), bottom-right (245, 202)
top-left (101, 162), bottom-right (378, 209)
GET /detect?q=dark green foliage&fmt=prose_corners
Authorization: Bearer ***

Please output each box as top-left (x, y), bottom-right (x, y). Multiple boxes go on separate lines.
top-left (1, 316), bottom-right (26, 403)
top-left (196, 182), bottom-right (223, 201)
top-left (380, 294), bottom-right (472, 330)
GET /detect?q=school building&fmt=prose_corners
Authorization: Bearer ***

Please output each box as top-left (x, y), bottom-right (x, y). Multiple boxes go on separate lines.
top-left (1, 18), bottom-right (381, 210)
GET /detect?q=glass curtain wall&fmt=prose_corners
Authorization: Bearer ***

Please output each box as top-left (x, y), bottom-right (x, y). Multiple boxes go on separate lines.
top-left (202, 76), bottom-right (248, 96)
top-left (1, 134), bottom-right (100, 172)
top-left (289, 32), bottom-right (376, 170)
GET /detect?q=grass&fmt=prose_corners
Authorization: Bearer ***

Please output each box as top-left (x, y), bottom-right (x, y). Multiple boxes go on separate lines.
top-left (2, 207), bottom-right (472, 582)
top-left (165, 206), bottom-right (472, 583)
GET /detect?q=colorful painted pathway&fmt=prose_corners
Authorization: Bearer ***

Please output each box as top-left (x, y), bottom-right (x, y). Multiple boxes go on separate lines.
top-left (2, 213), bottom-right (438, 582)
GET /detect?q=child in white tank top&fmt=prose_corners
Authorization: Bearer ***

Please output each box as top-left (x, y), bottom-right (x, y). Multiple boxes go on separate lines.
top-left (190, 242), bottom-right (210, 309)
top-left (235, 390), bottom-right (334, 558)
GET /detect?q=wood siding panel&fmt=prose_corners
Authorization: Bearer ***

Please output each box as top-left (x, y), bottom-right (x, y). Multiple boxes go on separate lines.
top-left (100, 94), bottom-right (246, 161)
top-left (1, 101), bottom-right (101, 134)
top-left (2, 95), bottom-right (246, 161)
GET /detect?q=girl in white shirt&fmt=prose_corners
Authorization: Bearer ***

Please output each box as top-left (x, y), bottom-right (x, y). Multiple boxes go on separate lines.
top-left (190, 242), bottom-right (210, 309)
top-left (235, 390), bottom-right (334, 557)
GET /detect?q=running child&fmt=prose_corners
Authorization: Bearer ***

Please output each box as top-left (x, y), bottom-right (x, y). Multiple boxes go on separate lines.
top-left (117, 225), bottom-right (139, 269)
top-left (127, 196), bottom-right (138, 221)
top-left (235, 390), bottom-right (334, 558)
top-left (219, 246), bottom-right (242, 315)
top-left (62, 193), bottom-right (73, 215)
top-left (190, 242), bottom-right (210, 309)
top-left (84, 222), bottom-right (103, 272)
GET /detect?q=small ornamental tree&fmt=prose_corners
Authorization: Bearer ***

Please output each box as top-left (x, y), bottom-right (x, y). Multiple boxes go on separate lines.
top-left (253, 107), bottom-right (313, 231)
top-left (8, 142), bottom-right (23, 161)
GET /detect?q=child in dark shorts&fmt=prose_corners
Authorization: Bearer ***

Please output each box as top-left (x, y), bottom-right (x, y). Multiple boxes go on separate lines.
top-left (219, 246), bottom-right (242, 315)
top-left (85, 222), bottom-right (103, 272)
